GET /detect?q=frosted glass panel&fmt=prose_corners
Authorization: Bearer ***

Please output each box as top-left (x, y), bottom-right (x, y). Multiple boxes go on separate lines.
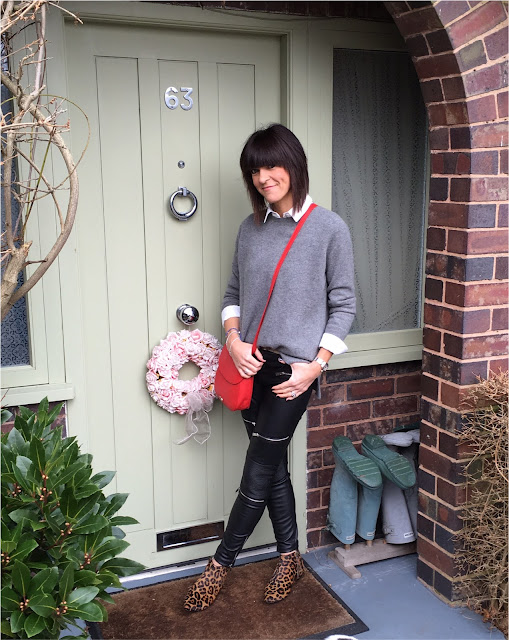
top-left (332, 49), bottom-right (427, 334)
top-left (1, 82), bottom-right (30, 367)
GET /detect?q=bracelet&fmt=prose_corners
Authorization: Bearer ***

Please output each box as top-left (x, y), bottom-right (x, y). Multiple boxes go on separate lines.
top-left (227, 336), bottom-right (240, 354)
top-left (226, 330), bottom-right (241, 344)
top-left (225, 327), bottom-right (240, 338)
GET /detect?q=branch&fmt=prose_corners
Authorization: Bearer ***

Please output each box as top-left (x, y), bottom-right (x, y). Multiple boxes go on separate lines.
top-left (1, 75), bottom-right (79, 321)
top-left (13, 143), bottom-right (65, 231)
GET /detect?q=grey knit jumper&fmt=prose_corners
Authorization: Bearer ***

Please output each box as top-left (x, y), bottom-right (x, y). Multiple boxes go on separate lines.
top-left (222, 205), bottom-right (356, 365)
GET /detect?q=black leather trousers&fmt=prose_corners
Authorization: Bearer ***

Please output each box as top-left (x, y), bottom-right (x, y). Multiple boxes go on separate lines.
top-left (214, 349), bottom-right (315, 567)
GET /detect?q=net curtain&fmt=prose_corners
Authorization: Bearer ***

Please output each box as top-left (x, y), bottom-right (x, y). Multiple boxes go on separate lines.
top-left (332, 49), bottom-right (428, 334)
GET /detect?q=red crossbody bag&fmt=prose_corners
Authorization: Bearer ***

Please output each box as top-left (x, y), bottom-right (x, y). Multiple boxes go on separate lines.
top-left (215, 203), bottom-right (317, 411)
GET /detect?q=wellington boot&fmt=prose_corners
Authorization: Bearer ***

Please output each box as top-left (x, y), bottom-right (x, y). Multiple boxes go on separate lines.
top-left (183, 558), bottom-right (229, 612)
top-left (356, 483), bottom-right (383, 542)
top-left (362, 434), bottom-right (416, 490)
top-left (264, 550), bottom-right (305, 603)
top-left (381, 478), bottom-right (416, 544)
top-left (328, 441), bottom-right (359, 545)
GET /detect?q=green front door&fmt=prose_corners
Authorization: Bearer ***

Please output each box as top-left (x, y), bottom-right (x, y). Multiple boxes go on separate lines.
top-left (65, 21), bottom-right (281, 568)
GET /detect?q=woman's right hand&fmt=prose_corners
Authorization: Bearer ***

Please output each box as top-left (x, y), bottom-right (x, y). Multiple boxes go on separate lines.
top-left (229, 339), bottom-right (265, 378)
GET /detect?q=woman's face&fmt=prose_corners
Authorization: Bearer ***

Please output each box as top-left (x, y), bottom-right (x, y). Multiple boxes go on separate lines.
top-left (251, 165), bottom-right (292, 213)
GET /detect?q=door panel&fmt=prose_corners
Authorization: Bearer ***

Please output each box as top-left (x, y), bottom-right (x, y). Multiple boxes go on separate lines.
top-left (65, 22), bottom-right (281, 567)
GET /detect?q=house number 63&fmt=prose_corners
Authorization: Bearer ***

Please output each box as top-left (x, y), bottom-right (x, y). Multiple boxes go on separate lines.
top-left (165, 86), bottom-right (194, 111)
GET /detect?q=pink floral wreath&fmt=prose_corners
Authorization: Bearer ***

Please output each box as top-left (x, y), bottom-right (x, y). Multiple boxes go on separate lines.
top-left (146, 329), bottom-right (222, 416)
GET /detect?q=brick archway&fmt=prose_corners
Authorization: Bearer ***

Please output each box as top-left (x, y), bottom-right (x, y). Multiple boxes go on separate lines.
top-left (384, 1), bottom-right (508, 602)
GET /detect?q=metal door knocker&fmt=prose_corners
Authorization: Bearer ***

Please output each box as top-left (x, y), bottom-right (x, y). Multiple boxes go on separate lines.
top-left (169, 186), bottom-right (198, 221)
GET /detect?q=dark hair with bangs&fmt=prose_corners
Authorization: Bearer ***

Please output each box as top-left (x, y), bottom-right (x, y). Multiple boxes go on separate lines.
top-left (240, 124), bottom-right (309, 224)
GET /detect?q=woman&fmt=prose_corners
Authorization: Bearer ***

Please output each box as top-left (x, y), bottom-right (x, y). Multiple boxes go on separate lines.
top-left (184, 123), bottom-right (356, 612)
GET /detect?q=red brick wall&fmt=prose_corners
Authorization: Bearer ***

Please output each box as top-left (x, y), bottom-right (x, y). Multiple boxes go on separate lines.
top-left (384, 0), bottom-right (508, 603)
top-left (1, 402), bottom-right (67, 434)
top-left (167, 1), bottom-right (393, 21)
top-left (306, 362), bottom-right (422, 548)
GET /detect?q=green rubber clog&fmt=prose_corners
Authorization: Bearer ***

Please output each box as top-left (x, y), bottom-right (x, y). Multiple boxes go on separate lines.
top-left (332, 436), bottom-right (382, 489)
top-left (361, 434), bottom-right (416, 490)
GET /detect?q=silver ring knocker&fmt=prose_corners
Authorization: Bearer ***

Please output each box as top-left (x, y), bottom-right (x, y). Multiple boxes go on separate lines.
top-left (169, 186), bottom-right (198, 221)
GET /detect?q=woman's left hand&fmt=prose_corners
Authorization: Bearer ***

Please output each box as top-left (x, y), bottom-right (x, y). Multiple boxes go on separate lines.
top-left (272, 361), bottom-right (322, 401)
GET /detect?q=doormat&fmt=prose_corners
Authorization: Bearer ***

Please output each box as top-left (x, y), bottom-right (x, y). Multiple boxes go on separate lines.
top-left (88, 558), bottom-right (368, 639)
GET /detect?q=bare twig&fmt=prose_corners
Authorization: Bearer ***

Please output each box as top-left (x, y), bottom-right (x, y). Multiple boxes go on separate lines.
top-left (456, 371), bottom-right (508, 634)
top-left (1, 0), bottom-right (83, 320)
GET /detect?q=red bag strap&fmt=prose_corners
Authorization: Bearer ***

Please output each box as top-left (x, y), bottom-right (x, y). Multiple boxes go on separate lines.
top-left (251, 202), bottom-right (317, 353)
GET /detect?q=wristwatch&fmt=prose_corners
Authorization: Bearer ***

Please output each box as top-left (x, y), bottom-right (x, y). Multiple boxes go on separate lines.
top-left (313, 356), bottom-right (329, 372)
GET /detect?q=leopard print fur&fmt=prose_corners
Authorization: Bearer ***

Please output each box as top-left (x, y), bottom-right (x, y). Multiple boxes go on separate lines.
top-left (264, 550), bottom-right (305, 604)
top-left (183, 558), bottom-right (229, 612)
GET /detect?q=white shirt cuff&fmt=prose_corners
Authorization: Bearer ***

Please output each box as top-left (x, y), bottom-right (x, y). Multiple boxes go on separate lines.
top-left (221, 305), bottom-right (240, 326)
top-left (319, 333), bottom-right (348, 355)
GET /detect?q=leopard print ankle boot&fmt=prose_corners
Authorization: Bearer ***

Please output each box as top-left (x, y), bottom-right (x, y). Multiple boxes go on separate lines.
top-left (264, 550), bottom-right (305, 604)
top-left (183, 558), bottom-right (229, 612)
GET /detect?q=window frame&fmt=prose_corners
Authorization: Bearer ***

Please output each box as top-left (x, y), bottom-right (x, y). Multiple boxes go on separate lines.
top-left (306, 24), bottom-right (429, 370)
top-left (1, 22), bottom-right (73, 406)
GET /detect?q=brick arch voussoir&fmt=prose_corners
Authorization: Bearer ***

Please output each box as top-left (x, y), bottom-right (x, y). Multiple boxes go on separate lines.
top-left (385, 1), bottom-right (508, 147)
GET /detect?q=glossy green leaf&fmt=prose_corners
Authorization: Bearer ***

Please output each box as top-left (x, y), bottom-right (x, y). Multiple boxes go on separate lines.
top-left (0, 619), bottom-right (14, 637)
top-left (95, 599), bottom-right (109, 622)
top-left (109, 516), bottom-right (138, 526)
top-left (10, 609), bottom-right (25, 634)
top-left (8, 507), bottom-right (39, 525)
top-left (73, 515), bottom-right (109, 535)
top-left (91, 538), bottom-right (129, 566)
top-left (29, 438), bottom-right (46, 473)
top-left (17, 406), bottom-right (33, 421)
top-left (28, 567), bottom-right (58, 597)
top-left (84, 527), bottom-right (110, 554)
top-left (46, 403), bottom-right (63, 428)
top-left (59, 563), bottom-right (74, 601)
top-left (12, 465), bottom-right (34, 494)
top-left (1, 443), bottom-right (15, 472)
top-left (27, 592), bottom-right (56, 618)
top-left (9, 538), bottom-right (38, 564)
top-left (95, 570), bottom-right (123, 590)
top-left (12, 465), bottom-right (33, 494)
top-left (68, 586), bottom-right (99, 606)
top-left (1, 408), bottom-right (13, 425)
top-left (59, 490), bottom-right (79, 520)
top-left (54, 461), bottom-right (85, 489)
top-left (90, 470), bottom-right (115, 490)
top-left (111, 526), bottom-right (126, 539)
top-left (97, 590), bottom-right (115, 605)
top-left (102, 493), bottom-right (128, 517)
top-left (67, 601), bottom-right (104, 622)
top-left (7, 427), bottom-right (26, 453)
top-left (76, 453), bottom-right (93, 467)
top-left (72, 495), bottom-right (100, 522)
top-left (1, 587), bottom-right (20, 612)
top-left (15, 455), bottom-right (33, 476)
top-left (2, 540), bottom-right (16, 554)
top-left (101, 557), bottom-right (145, 577)
top-left (73, 570), bottom-right (100, 588)
top-left (74, 483), bottom-right (100, 500)
top-left (73, 465), bottom-right (92, 488)
top-left (12, 560), bottom-right (31, 596)
top-left (24, 613), bottom-right (47, 638)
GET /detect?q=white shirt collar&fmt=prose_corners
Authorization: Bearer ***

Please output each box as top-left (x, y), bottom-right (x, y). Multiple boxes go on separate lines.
top-left (263, 194), bottom-right (313, 224)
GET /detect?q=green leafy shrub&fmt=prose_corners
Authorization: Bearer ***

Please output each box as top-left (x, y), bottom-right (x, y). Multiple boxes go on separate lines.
top-left (1, 399), bottom-right (145, 639)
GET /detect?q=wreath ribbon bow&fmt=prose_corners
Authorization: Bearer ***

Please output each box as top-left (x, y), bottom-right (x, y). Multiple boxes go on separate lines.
top-left (176, 391), bottom-right (212, 445)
